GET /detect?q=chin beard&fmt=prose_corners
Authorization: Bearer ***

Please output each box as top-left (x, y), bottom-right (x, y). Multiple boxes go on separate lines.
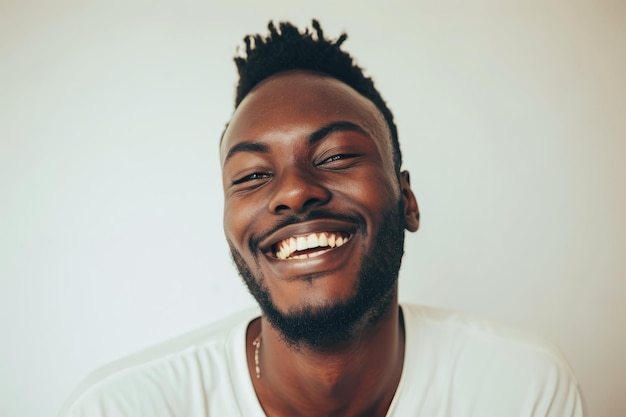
top-left (229, 199), bottom-right (406, 350)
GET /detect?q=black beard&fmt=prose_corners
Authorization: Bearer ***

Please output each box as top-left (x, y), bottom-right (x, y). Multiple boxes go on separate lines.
top-left (228, 199), bottom-right (406, 350)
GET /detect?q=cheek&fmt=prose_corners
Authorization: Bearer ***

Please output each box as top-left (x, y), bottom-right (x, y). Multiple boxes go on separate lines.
top-left (223, 199), bottom-right (250, 247)
top-left (340, 170), bottom-right (400, 213)
top-left (223, 194), bottom-right (268, 250)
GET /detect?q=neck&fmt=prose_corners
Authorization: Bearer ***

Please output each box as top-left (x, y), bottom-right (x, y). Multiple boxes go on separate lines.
top-left (247, 299), bottom-right (405, 417)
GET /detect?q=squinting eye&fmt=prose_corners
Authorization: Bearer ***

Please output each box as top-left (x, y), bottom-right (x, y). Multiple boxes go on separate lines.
top-left (316, 153), bottom-right (360, 167)
top-left (232, 172), bottom-right (272, 185)
top-left (323, 155), bottom-right (343, 163)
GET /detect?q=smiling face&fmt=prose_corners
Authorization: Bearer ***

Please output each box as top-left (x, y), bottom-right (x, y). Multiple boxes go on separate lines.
top-left (221, 71), bottom-right (419, 347)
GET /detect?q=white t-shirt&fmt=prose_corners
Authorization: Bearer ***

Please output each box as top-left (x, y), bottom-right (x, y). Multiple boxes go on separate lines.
top-left (59, 304), bottom-right (584, 416)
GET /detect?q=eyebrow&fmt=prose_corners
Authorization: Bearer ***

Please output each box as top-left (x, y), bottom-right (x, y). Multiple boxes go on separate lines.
top-left (307, 121), bottom-right (368, 145)
top-left (223, 121), bottom-right (368, 163)
top-left (224, 142), bottom-right (268, 162)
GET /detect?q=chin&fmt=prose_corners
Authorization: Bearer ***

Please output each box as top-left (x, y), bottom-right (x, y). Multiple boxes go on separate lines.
top-left (228, 198), bottom-right (406, 350)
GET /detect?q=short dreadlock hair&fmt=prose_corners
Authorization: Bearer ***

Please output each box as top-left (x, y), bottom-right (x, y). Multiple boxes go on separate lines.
top-left (233, 20), bottom-right (402, 175)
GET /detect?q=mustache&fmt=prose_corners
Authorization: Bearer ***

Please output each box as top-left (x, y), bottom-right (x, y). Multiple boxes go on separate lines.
top-left (249, 209), bottom-right (367, 254)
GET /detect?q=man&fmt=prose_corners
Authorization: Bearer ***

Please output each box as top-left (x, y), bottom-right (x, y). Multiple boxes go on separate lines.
top-left (61, 20), bottom-right (584, 416)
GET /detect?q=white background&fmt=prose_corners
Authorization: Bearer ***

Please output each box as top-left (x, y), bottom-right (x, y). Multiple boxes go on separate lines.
top-left (1, 1), bottom-right (624, 416)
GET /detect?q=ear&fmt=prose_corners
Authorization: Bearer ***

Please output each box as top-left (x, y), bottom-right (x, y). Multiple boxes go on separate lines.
top-left (400, 171), bottom-right (419, 232)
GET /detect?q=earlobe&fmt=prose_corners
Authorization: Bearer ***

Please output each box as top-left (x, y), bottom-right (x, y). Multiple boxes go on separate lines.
top-left (400, 171), bottom-right (419, 232)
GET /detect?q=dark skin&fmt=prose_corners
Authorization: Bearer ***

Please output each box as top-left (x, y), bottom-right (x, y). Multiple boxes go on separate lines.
top-left (220, 70), bottom-right (420, 417)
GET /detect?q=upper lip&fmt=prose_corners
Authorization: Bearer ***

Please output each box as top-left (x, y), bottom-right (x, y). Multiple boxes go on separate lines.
top-left (258, 219), bottom-right (358, 254)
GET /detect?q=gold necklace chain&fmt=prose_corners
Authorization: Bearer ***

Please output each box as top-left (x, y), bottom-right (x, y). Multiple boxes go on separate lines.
top-left (252, 335), bottom-right (262, 379)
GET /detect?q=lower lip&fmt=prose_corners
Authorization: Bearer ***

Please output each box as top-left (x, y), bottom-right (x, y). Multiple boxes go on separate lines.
top-left (265, 237), bottom-right (357, 280)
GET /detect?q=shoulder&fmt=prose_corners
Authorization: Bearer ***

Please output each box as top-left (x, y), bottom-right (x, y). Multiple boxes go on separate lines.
top-left (399, 304), bottom-right (585, 416)
top-left (402, 303), bottom-right (571, 360)
top-left (59, 307), bottom-right (260, 417)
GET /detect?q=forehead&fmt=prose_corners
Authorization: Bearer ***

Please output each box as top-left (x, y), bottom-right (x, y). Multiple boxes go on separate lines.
top-left (220, 71), bottom-right (392, 164)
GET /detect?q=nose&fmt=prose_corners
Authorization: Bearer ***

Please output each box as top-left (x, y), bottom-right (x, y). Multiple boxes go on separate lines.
top-left (268, 167), bottom-right (331, 214)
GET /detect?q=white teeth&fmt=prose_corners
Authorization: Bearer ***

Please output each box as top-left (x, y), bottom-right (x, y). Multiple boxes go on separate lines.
top-left (274, 232), bottom-right (350, 260)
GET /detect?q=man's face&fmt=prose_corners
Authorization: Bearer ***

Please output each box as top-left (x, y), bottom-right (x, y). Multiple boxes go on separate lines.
top-left (220, 71), bottom-right (418, 347)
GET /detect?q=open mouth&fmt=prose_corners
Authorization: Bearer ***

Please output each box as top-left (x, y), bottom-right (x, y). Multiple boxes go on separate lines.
top-left (272, 231), bottom-right (352, 260)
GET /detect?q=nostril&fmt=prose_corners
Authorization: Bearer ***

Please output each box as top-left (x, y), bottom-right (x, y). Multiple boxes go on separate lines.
top-left (302, 197), bottom-right (323, 210)
top-left (273, 198), bottom-right (322, 214)
top-left (274, 204), bottom-right (290, 213)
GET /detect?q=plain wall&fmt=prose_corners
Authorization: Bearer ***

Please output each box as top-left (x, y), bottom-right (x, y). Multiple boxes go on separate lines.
top-left (1, 1), bottom-right (624, 416)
